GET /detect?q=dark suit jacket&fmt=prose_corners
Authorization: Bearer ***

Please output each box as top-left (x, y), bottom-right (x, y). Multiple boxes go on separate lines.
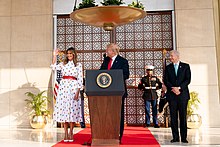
top-left (138, 75), bottom-right (162, 100)
top-left (100, 55), bottom-right (130, 97)
top-left (164, 61), bottom-right (191, 101)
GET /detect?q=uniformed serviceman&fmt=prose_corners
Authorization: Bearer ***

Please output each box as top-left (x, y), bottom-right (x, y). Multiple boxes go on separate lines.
top-left (138, 65), bottom-right (162, 128)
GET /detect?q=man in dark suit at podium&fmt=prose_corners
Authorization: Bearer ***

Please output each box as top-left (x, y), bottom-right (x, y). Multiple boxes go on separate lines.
top-left (164, 50), bottom-right (191, 143)
top-left (100, 43), bottom-right (130, 143)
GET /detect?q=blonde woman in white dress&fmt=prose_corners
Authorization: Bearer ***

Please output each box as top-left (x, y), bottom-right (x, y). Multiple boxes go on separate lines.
top-left (51, 47), bottom-right (83, 142)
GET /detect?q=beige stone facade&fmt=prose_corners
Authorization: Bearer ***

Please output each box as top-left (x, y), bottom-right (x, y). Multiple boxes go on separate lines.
top-left (175, 0), bottom-right (220, 127)
top-left (0, 0), bottom-right (53, 128)
top-left (0, 0), bottom-right (219, 128)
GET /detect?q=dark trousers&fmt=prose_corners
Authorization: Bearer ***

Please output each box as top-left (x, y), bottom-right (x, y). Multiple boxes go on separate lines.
top-left (168, 99), bottom-right (188, 140)
top-left (80, 90), bottom-right (85, 128)
top-left (120, 97), bottom-right (125, 138)
top-left (145, 99), bottom-right (158, 125)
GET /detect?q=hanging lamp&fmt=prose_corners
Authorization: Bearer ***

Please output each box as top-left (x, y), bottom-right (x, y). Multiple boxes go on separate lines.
top-left (70, 1), bottom-right (146, 31)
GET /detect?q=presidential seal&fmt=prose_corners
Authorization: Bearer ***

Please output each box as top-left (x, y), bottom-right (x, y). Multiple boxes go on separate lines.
top-left (96, 72), bottom-right (112, 88)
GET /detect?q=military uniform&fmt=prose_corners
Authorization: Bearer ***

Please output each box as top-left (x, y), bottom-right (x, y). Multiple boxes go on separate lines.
top-left (138, 75), bottom-right (162, 100)
top-left (138, 65), bottom-right (162, 128)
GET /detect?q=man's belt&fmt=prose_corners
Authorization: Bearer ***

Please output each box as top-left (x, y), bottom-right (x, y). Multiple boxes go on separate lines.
top-left (63, 76), bottom-right (77, 80)
top-left (145, 87), bottom-right (156, 90)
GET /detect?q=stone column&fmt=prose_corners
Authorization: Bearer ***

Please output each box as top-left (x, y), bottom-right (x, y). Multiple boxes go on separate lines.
top-left (174, 0), bottom-right (220, 127)
top-left (0, 0), bottom-right (53, 128)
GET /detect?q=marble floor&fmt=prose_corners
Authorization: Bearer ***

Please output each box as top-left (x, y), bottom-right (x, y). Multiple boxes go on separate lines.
top-left (150, 127), bottom-right (220, 147)
top-left (0, 126), bottom-right (220, 147)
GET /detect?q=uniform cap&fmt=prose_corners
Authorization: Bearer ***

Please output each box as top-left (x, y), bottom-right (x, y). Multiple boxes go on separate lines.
top-left (145, 65), bottom-right (154, 70)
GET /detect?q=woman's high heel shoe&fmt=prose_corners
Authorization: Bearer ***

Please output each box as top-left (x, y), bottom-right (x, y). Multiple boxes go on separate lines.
top-left (68, 133), bottom-right (74, 142)
top-left (64, 133), bottom-right (68, 142)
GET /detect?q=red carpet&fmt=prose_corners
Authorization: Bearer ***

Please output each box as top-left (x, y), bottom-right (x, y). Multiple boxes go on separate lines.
top-left (52, 127), bottom-right (160, 147)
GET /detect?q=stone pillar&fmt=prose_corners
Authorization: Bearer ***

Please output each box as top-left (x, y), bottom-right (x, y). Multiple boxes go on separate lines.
top-left (0, 0), bottom-right (53, 128)
top-left (174, 0), bottom-right (220, 127)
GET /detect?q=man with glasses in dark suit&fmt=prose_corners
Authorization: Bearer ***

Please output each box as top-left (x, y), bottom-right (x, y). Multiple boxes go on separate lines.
top-left (164, 50), bottom-right (191, 143)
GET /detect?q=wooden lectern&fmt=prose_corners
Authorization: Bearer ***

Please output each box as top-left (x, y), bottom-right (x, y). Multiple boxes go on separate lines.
top-left (85, 70), bottom-right (125, 146)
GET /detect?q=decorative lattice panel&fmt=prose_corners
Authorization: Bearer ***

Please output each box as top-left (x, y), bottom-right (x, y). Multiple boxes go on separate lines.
top-left (56, 11), bottom-right (173, 126)
top-left (114, 12), bottom-right (173, 125)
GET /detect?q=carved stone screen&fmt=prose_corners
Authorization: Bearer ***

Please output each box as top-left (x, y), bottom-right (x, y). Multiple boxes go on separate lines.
top-left (56, 11), bottom-right (172, 126)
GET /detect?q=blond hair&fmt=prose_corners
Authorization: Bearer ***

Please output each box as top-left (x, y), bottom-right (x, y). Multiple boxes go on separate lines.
top-left (107, 43), bottom-right (120, 55)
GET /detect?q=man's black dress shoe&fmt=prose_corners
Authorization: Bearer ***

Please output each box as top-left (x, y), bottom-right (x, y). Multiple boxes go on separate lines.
top-left (154, 124), bottom-right (160, 128)
top-left (181, 139), bottom-right (188, 143)
top-left (145, 124), bottom-right (150, 127)
top-left (170, 139), bottom-right (180, 143)
top-left (119, 136), bottom-right (122, 144)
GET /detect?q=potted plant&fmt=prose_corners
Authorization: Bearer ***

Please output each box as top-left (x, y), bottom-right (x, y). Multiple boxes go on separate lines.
top-left (77, 0), bottom-right (97, 10)
top-left (187, 91), bottom-right (202, 129)
top-left (25, 90), bottom-right (50, 129)
top-left (128, 0), bottom-right (145, 10)
top-left (101, 0), bottom-right (124, 6)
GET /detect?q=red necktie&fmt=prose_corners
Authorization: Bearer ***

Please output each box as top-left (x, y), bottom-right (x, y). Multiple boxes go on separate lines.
top-left (107, 58), bottom-right (112, 70)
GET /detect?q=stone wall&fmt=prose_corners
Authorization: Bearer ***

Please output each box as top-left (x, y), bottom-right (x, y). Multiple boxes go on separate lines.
top-left (174, 0), bottom-right (220, 127)
top-left (0, 0), bottom-right (53, 128)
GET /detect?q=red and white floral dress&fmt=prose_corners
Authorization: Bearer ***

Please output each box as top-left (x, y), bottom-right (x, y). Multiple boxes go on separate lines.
top-left (51, 61), bottom-right (83, 123)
